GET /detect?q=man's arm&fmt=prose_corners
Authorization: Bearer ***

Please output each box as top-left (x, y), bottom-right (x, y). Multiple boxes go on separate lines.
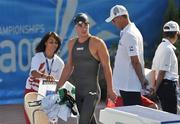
top-left (154, 70), bottom-right (165, 92)
top-left (131, 56), bottom-right (147, 88)
top-left (57, 39), bottom-right (74, 88)
top-left (97, 39), bottom-right (116, 101)
top-left (151, 70), bottom-right (156, 88)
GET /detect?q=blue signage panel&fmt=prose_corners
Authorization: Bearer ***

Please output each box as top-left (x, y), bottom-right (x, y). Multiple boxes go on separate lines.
top-left (0, 0), bottom-right (168, 104)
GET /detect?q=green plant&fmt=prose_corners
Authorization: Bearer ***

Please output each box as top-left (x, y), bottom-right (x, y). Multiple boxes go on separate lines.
top-left (164, 0), bottom-right (180, 74)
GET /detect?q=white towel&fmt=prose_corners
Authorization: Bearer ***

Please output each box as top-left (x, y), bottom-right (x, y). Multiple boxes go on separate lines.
top-left (41, 94), bottom-right (71, 122)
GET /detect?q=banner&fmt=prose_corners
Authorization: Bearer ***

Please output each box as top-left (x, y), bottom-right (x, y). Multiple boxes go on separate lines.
top-left (0, 0), bottom-right (169, 104)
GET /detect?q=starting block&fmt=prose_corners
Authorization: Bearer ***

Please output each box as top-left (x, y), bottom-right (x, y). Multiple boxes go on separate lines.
top-left (99, 105), bottom-right (180, 124)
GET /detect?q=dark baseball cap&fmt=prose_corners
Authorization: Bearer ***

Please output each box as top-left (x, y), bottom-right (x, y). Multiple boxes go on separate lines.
top-left (73, 13), bottom-right (89, 25)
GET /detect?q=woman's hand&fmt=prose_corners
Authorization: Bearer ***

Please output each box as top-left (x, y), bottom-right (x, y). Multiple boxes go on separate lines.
top-left (46, 75), bottom-right (55, 81)
top-left (41, 73), bottom-right (55, 81)
top-left (107, 88), bottom-right (117, 102)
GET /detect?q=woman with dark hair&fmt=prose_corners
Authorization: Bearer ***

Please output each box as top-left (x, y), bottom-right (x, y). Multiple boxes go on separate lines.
top-left (24, 32), bottom-right (64, 124)
top-left (35, 32), bottom-right (61, 54)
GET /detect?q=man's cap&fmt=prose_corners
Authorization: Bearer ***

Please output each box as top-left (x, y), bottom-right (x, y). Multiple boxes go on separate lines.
top-left (163, 21), bottom-right (180, 33)
top-left (105, 5), bottom-right (128, 23)
top-left (73, 13), bottom-right (89, 25)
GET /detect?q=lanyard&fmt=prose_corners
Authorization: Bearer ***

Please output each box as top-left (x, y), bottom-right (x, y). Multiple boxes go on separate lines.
top-left (44, 53), bottom-right (54, 75)
top-left (46, 58), bottom-right (54, 75)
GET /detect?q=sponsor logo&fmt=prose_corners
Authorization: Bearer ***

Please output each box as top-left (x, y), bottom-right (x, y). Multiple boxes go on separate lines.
top-left (76, 47), bottom-right (84, 51)
top-left (129, 46), bottom-right (134, 51)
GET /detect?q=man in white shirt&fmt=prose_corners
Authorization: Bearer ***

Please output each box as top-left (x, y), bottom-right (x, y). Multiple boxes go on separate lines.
top-left (105, 5), bottom-right (148, 105)
top-left (152, 21), bottom-right (180, 114)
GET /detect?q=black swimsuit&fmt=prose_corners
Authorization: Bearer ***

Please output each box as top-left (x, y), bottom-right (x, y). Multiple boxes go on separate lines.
top-left (72, 37), bottom-right (100, 124)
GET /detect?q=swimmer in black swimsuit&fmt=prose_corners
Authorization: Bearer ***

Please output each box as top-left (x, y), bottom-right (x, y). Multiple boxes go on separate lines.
top-left (57, 13), bottom-right (116, 124)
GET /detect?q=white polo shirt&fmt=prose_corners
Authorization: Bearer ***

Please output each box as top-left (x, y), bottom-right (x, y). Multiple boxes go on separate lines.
top-left (112, 23), bottom-right (144, 93)
top-left (25, 52), bottom-right (64, 91)
top-left (152, 38), bottom-right (178, 81)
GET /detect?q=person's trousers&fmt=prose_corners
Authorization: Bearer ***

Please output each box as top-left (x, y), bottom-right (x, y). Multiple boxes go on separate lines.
top-left (157, 79), bottom-right (177, 114)
top-left (120, 90), bottom-right (141, 106)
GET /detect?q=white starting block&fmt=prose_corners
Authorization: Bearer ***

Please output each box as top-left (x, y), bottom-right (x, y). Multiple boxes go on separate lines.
top-left (99, 105), bottom-right (180, 124)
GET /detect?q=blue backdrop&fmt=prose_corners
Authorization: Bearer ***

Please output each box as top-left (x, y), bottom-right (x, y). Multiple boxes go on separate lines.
top-left (0, 0), bottom-right (175, 104)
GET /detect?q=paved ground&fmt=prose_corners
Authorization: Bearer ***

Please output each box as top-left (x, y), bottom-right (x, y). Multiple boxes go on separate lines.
top-left (0, 102), bottom-right (105, 124)
top-left (0, 104), bottom-right (25, 124)
top-left (0, 102), bottom-right (179, 124)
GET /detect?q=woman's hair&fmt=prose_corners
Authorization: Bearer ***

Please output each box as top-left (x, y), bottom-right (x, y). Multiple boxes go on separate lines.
top-left (35, 32), bottom-right (61, 53)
